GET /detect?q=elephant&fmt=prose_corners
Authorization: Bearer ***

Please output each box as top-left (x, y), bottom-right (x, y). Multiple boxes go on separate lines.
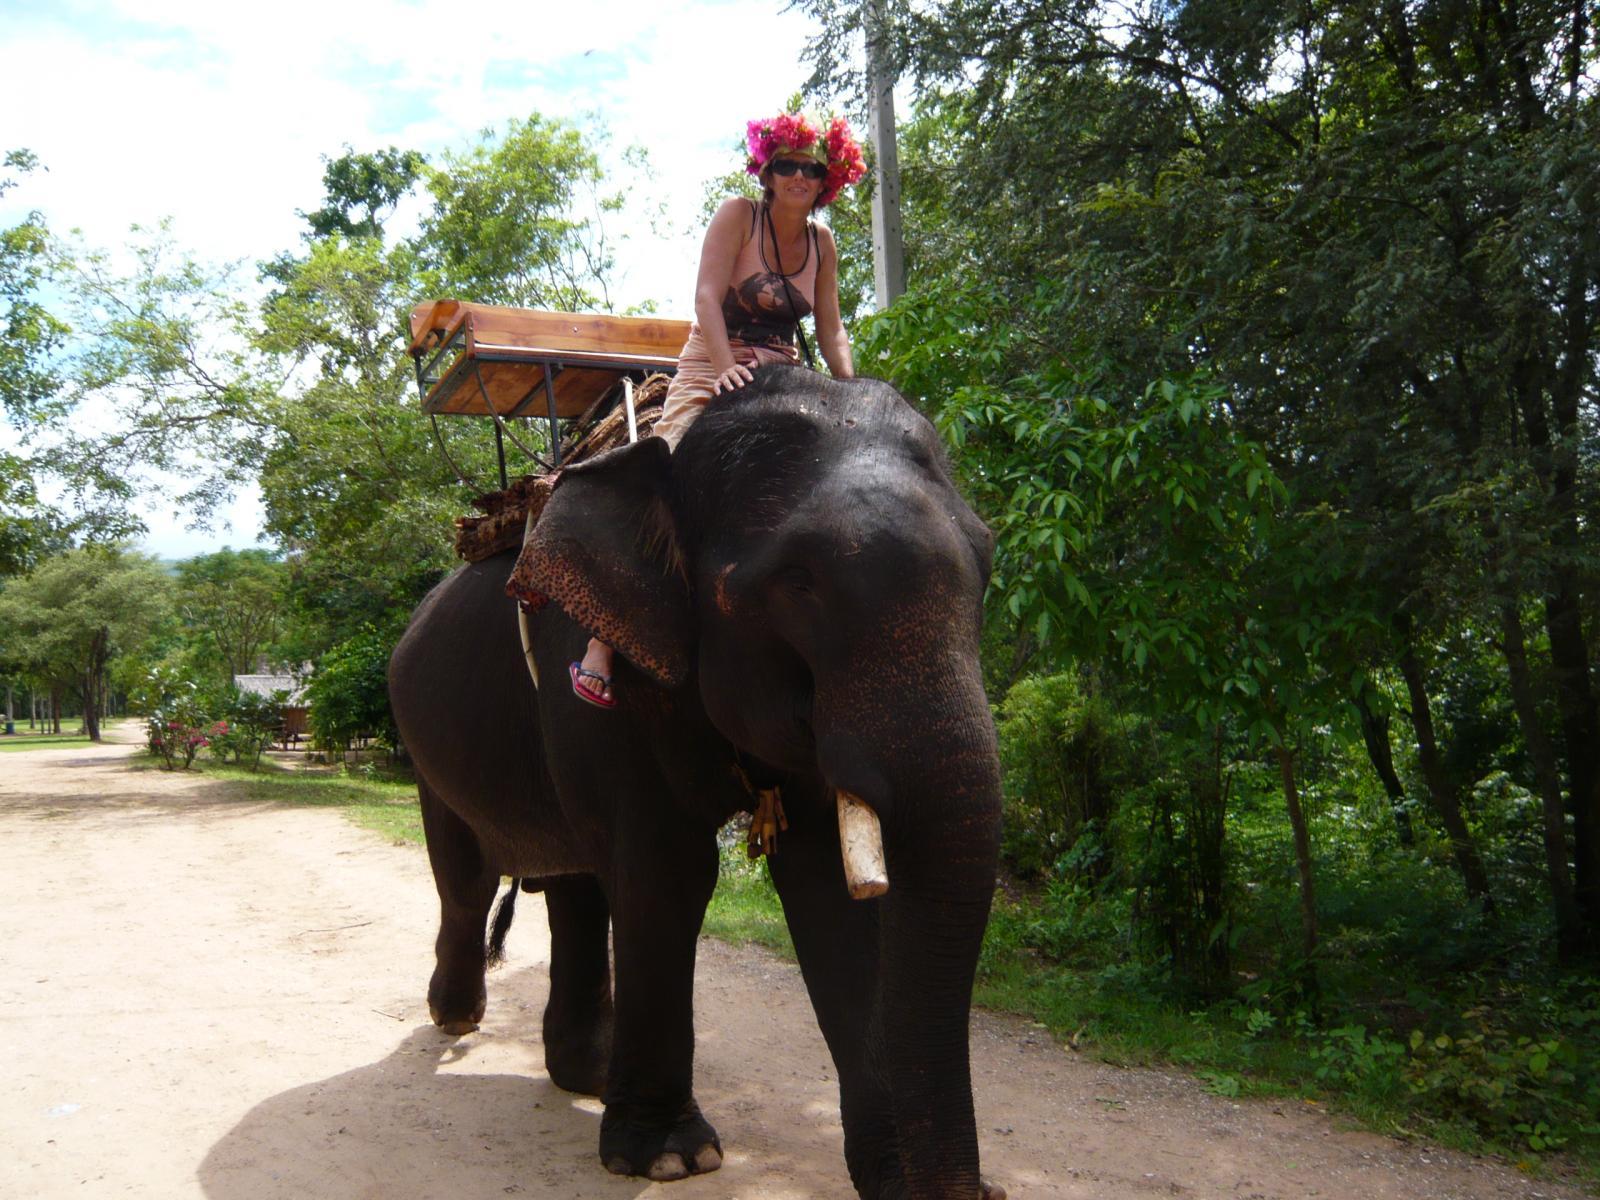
top-left (388, 364), bottom-right (1006, 1199)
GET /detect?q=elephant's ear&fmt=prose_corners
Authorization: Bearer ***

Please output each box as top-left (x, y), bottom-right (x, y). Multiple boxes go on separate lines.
top-left (516, 438), bottom-right (692, 687)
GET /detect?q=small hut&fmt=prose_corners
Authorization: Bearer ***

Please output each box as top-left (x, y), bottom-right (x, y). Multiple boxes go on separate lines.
top-left (232, 673), bottom-right (310, 747)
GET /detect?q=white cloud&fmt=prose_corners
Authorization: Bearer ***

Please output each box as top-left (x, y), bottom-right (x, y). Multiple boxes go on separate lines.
top-left (1, 0), bottom-right (845, 560)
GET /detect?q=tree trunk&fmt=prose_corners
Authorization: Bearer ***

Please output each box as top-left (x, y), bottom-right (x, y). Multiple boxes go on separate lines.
top-left (84, 628), bottom-right (107, 742)
top-left (1190, 729), bottom-right (1231, 994)
top-left (1498, 602), bottom-right (1584, 957)
top-left (1396, 633), bottom-right (1496, 911)
top-left (1516, 354), bottom-right (1600, 937)
top-left (51, 686), bottom-right (61, 735)
top-left (1351, 691), bottom-right (1415, 846)
top-left (83, 670), bottom-right (101, 742)
top-left (1275, 743), bottom-right (1319, 994)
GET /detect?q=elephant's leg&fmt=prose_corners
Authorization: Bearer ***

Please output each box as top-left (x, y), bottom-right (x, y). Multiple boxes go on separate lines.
top-left (542, 874), bottom-right (613, 1096)
top-left (765, 794), bottom-right (900, 1199)
top-left (419, 778), bottom-right (500, 1035)
top-left (598, 816), bottom-right (722, 1182)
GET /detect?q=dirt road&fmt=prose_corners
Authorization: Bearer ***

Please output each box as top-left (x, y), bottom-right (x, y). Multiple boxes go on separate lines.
top-left (0, 735), bottom-right (1587, 1199)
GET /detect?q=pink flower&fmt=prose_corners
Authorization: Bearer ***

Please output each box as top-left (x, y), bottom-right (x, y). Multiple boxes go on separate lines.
top-left (744, 111), bottom-right (867, 207)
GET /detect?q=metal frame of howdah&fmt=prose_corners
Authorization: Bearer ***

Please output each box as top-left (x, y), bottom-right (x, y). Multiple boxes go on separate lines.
top-left (407, 300), bottom-right (690, 486)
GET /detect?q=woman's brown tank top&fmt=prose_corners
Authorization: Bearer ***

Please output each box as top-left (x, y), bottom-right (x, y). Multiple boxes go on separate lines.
top-left (719, 199), bottom-right (819, 349)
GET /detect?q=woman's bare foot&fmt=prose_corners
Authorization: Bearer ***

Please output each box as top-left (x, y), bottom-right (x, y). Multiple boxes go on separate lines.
top-left (573, 638), bottom-right (615, 706)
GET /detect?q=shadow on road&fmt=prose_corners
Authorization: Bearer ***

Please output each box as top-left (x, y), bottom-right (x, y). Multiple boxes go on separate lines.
top-left (196, 1019), bottom-right (656, 1200)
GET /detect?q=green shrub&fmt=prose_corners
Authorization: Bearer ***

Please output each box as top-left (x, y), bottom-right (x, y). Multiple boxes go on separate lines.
top-left (306, 625), bottom-right (398, 757)
top-left (1307, 1023), bottom-right (1408, 1099)
top-left (133, 664), bottom-right (221, 771)
top-left (1404, 999), bottom-right (1600, 1152)
top-left (204, 688), bottom-right (283, 770)
top-left (995, 672), bottom-right (1125, 880)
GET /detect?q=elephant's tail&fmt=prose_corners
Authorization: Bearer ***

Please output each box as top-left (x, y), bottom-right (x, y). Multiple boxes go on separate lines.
top-left (486, 878), bottom-right (521, 966)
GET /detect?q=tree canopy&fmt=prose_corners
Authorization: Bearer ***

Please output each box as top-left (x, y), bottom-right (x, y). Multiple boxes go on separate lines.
top-left (801, 0), bottom-right (1600, 965)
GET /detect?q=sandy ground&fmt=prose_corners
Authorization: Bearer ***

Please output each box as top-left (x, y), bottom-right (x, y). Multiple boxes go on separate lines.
top-left (0, 732), bottom-right (1591, 1200)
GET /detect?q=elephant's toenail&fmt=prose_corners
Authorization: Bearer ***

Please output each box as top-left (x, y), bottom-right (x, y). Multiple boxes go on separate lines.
top-left (604, 1156), bottom-right (632, 1176)
top-left (647, 1152), bottom-right (689, 1181)
top-left (436, 1019), bottom-right (478, 1036)
top-left (979, 1177), bottom-right (1008, 1200)
top-left (693, 1144), bottom-right (723, 1173)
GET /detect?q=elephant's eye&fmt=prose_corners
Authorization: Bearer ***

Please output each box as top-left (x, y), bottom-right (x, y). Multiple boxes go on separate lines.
top-left (773, 565), bottom-right (815, 598)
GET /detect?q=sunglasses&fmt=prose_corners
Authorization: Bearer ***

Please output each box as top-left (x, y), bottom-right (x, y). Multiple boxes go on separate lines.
top-left (769, 159), bottom-right (828, 181)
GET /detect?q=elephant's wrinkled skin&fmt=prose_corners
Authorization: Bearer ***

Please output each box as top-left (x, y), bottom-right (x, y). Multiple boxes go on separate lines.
top-left (389, 366), bottom-right (1005, 1198)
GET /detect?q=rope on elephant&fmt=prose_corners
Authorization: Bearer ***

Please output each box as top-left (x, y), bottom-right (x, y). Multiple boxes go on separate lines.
top-left (452, 373), bottom-right (671, 564)
top-left (746, 787), bottom-right (788, 859)
top-left (728, 759), bottom-right (787, 860)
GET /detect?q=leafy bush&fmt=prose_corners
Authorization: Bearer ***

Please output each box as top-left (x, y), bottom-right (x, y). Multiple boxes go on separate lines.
top-left (306, 625), bottom-right (398, 757)
top-left (1404, 1000), bottom-right (1600, 1152)
top-left (205, 689), bottom-right (284, 770)
top-left (133, 663), bottom-right (219, 771)
top-left (1014, 872), bottom-right (1131, 965)
top-left (995, 672), bottom-right (1126, 880)
top-left (1307, 1023), bottom-right (1407, 1099)
top-left (147, 713), bottom-right (210, 770)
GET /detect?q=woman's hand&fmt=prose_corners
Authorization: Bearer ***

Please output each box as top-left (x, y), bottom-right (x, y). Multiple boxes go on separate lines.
top-left (711, 362), bottom-right (754, 395)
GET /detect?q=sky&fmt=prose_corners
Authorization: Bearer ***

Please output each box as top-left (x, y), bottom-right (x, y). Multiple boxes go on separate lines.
top-left (1, 0), bottom-right (842, 559)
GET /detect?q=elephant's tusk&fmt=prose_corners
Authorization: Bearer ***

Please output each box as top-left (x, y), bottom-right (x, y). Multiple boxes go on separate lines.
top-left (836, 790), bottom-right (889, 900)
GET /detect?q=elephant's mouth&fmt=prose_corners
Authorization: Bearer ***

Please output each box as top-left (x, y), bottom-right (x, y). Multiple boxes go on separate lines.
top-left (726, 678), bottom-right (887, 899)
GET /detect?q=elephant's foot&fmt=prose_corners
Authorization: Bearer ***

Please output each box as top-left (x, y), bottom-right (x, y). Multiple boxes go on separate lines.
top-left (427, 966), bottom-right (486, 1036)
top-left (543, 1006), bottom-right (612, 1096)
top-left (856, 1163), bottom-right (1007, 1199)
top-left (599, 1099), bottom-right (721, 1181)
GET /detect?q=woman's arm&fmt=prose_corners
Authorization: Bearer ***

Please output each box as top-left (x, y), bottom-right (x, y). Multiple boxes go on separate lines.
top-left (812, 224), bottom-right (854, 380)
top-left (694, 198), bottom-right (756, 393)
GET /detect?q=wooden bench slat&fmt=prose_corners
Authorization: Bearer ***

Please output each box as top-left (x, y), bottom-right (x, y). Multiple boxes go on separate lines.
top-left (408, 300), bottom-right (690, 419)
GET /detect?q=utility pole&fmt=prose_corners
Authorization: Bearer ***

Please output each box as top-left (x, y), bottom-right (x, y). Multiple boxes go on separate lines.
top-left (866, 0), bottom-right (905, 309)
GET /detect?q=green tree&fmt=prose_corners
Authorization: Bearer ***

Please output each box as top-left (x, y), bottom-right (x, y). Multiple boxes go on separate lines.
top-left (173, 548), bottom-right (287, 682)
top-left (0, 150), bottom-right (74, 575)
top-left (1, 149), bottom-right (67, 424)
top-left (49, 221), bottom-right (279, 525)
top-left (806, 0), bottom-right (1599, 957)
top-left (254, 211), bottom-right (484, 658)
top-left (417, 114), bottom-right (622, 311)
top-left (305, 624), bottom-right (399, 756)
top-left (0, 545), bottom-right (172, 740)
top-left (302, 145), bottom-right (426, 241)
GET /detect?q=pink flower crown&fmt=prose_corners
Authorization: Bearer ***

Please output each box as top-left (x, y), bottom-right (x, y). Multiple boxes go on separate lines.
top-left (745, 112), bottom-right (867, 207)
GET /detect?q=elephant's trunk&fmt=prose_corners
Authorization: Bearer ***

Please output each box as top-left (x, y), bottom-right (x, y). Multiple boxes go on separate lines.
top-left (816, 649), bottom-right (1001, 1200)
top-left (880, 880), bottom-right (994, 1198)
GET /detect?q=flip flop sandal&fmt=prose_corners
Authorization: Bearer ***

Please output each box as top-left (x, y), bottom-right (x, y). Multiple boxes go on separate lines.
top-left (569, 662), bottom-right (616, 710)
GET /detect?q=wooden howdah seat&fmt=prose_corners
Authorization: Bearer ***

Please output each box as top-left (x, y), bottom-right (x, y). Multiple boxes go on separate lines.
top-left (407, 299), bottom-right (686, 562)
top-left (408, 300), bottom-right (690, 424)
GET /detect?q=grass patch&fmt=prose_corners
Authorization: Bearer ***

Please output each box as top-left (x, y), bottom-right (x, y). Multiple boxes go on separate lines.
top-left (703, 843), bottom-right (794, 956)
top-left (0, 732), bottom-right (96, 752)
top-left (127, 750), bottom-right (425, 845)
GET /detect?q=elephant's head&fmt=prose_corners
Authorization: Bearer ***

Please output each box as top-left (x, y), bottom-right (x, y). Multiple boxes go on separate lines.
top-left (525, 365), bottom-right (1002, 1197)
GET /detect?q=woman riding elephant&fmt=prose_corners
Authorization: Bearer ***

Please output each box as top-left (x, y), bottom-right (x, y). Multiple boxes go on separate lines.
top-left (569, 111), bottom-right (866, 710)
